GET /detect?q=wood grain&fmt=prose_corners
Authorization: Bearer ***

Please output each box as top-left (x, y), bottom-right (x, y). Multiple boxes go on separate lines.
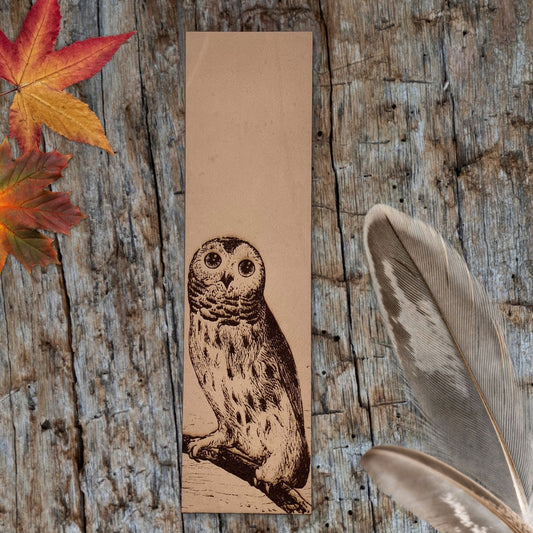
top-left (0, 0), bottom-right (531, 531)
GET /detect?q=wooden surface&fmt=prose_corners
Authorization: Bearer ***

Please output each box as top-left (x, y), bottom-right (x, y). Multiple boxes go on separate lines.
top-left (0, 0), bottom-right (531, 531)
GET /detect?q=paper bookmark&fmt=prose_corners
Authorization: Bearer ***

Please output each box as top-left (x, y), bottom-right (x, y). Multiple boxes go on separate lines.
top-left (182, 32), bottom-right (312, 514)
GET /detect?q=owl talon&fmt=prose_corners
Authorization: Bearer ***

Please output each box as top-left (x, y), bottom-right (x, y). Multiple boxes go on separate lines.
top-left (252, 476), bottom-right (271, 494)
top-left (186, 430), bottom-right (232, 461)
top-left (188, 444), bottom-right (203, 461)
top-left (187, 437), bottom-right (213, 460)
top-left (186, 439), bottom-right (201, 460)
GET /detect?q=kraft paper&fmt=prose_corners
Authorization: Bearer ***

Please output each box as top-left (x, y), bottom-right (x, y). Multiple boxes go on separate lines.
top-left (182, 32), bottom-right (312, 514)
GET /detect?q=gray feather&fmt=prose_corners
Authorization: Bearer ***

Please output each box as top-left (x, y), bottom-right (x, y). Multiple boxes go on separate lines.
top-left (362, 446), bottom-right (533, 533)
top-left (363, 205), bottom-right (533, 521)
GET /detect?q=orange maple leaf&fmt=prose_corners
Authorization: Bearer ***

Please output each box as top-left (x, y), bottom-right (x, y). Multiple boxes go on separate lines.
top-left (0, 0), bottom-right (135, 154)
top-left (0, 138), bottom-right (84, 273)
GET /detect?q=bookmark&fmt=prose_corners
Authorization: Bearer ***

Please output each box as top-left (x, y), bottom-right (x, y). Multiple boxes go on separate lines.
top-left (182, 32), bottom-right (312, 514)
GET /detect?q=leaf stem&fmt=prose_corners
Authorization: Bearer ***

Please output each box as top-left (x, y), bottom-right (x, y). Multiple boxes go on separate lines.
top-left (0, 86), bottom-right (19, 98)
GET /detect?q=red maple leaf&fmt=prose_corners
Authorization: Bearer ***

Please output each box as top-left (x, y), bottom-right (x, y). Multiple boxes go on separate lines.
top-left (0, 0), bottom-right (135, 153)
top-left (0, 138), bottom-right (84, 273)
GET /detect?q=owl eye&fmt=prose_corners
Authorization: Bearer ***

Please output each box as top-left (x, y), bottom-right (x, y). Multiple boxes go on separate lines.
top-left (204, 252), bottom-right (222, 269)
top-left (238, 259), bottom-right (255, 277)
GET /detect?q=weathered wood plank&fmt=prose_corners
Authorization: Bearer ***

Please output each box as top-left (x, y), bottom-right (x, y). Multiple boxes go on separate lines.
top-left (52, 1), bottom-right (183, 530)
top-left (0, 1), bottom-right (85, 531)
top-left (0, 0), bottom-right (531, 531)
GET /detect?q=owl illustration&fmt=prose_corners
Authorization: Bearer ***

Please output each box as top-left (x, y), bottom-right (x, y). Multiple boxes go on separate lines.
top-left (186, 236), bottom-right (310, 489)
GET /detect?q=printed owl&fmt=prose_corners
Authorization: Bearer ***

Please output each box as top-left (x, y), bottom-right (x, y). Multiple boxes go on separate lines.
top-left (186, 236), bottom-right (310, 489)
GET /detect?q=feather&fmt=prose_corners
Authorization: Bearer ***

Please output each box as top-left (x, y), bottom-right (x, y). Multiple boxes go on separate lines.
top-left (362, 205), bottom-right (533, 527)
top-left (362, 446), bottom-right (533, 533)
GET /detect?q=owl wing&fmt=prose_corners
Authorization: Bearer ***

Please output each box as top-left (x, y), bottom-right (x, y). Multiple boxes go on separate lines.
top-left (262, 306), bottom-right (306, 435)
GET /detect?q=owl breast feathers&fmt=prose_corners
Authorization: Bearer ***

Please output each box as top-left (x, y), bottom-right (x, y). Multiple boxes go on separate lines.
top-left (187, 237), bottom-right (310, 489)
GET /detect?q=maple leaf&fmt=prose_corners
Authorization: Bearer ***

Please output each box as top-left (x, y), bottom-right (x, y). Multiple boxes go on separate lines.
top-left (0, 0), bottom-right (135, 154)
top-left (0, 138), bottom-right (84, 273)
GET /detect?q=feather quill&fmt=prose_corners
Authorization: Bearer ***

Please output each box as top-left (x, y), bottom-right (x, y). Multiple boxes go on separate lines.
top-left (362, 205), bottom-right (533, 529)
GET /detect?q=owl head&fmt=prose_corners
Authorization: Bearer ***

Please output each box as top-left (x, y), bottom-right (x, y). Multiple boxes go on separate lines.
top-left (188, 237), bottom-right (266, 322)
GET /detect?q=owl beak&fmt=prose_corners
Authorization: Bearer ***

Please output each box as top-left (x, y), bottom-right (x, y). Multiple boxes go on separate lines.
top-left (221, 273), bottom-right (234, 289)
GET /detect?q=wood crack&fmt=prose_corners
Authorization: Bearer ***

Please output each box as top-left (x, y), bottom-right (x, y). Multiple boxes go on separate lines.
top-left (1, 282), bottom-right (19, 530)
top-left (55, 240), bottom-right (88, 533)
top-left (317, 0), bottom-right (359, 398)
top-left (96, 0), bottom-right (110, 161)
top-left (441, 2), bottom-right (467, 261)
top-left (318, 3), bottom-right (378, 532)
top-left (312, 409), bottom-right (344, 416)
top-left (132, 0), bottom-right (182, 506)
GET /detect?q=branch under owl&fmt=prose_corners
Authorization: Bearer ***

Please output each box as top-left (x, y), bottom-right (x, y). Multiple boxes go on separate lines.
top-left (182, 434), bottom-right (311, 514)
